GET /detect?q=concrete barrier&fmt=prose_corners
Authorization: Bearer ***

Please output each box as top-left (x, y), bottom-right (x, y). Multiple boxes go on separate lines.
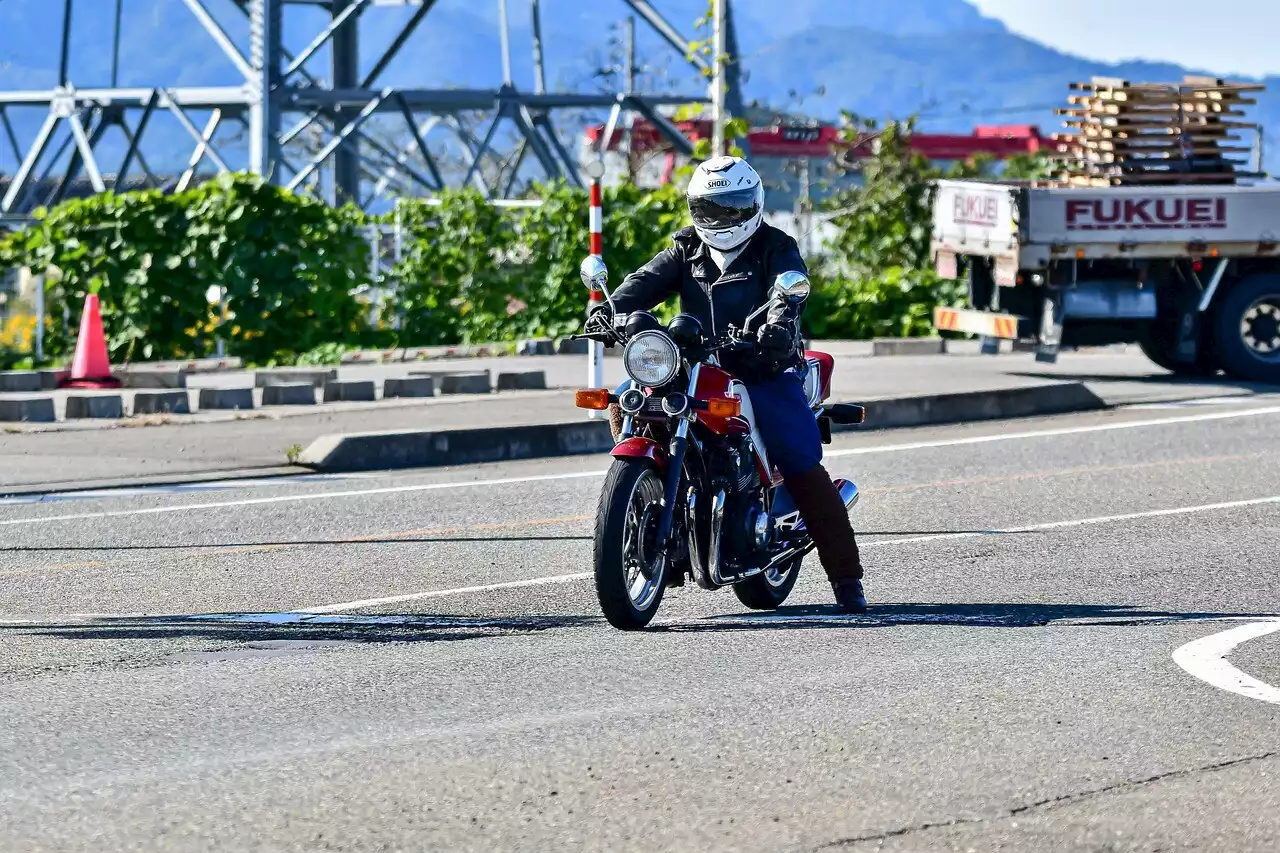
top-left (871, 338), bottom-right (947, 357)
top-left (262, 383), bottom-right (316, 405)
top-left (297, 382), bottom-right (1107, 474)
top-left (832, 382), bottom-right (1106, 433)
top-left (66, 394), bottom-right (124, 419)
top-left (439, 372), bottom-right (491, 395)
top-left (255, 368), bottom-right (337, 388)
top-left (496, 370), bottom-right (547, 391)
top-left (322, 379), bottom-right (376, 403)
top-left (384, 376), bottom-right (434, 398)
top-left (340, 350), bottom-right (387, 365)
top-left (131, 390), bottom-right (191, 415)
top-left (198, 388), bottom-right (255, 411)
top-left (518, 339), bottom-right (556, 356)
top-left (38, 369), bottom-right (69, 390)
top-left (0, 396), bottom-right (56, 422)
top-left (0, 371), bottom-right (41, 392)
top-left (557, 337), bottom-right (590, 355)
top-left (116, 369), bottom-right (188, 389)
top-left (300, 420), bottom-right (615, 472)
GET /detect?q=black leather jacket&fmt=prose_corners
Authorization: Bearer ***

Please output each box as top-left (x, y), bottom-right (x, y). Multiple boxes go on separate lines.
top-left (610, 223), bottom-right (808, 383)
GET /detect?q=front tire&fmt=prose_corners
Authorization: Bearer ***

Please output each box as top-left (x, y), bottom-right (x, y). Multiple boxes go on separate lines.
top-left (733, 555), bottom-right (802, 611)
top-left (593, 459), bottom-right (668, 630)
top-left (1213, 274), bottom-right (1280, 383)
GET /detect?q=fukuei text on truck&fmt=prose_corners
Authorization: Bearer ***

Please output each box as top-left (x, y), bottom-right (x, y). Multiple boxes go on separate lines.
top-left (930, 76), bottom-right (1280, 383)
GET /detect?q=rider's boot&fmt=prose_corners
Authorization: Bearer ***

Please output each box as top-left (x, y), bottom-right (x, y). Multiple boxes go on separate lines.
top-left (784, 465), bottom-right (867, 613)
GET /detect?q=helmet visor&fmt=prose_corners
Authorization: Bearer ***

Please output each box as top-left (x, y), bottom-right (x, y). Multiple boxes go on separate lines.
top-left (688, 189), bottom-right (760, 230)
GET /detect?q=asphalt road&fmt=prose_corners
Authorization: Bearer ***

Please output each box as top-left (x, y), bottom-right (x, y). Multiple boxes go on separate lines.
top-left (5, 349), bottom-right (1280, 491)
top-left (1, 398), bottom-right (1278, 851)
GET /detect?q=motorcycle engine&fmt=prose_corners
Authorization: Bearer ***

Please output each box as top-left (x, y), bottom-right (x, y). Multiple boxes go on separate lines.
top-left (714, 440), bottom-right (771, 560)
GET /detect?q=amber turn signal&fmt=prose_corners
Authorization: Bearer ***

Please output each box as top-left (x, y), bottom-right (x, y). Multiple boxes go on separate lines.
top-left (575, 389), bottom-right (611, 410)
top-left (705, 397), bottom-right (741, 418)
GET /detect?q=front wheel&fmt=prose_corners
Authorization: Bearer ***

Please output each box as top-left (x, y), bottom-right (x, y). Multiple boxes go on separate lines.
top-left (593, 458), bottom-right (668, 630)
top-left (733, 555), bottom-right (802, 611)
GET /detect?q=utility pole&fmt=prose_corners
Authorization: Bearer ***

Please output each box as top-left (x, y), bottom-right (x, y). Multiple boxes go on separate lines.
top-left (624, 16), bottom-right (637, 182)
top-left (710, 0), bottom-right (726, 157)
top-left (498, 0), bottom-right (513, 86)
top-left (624, 16), bottom-right (636, 95)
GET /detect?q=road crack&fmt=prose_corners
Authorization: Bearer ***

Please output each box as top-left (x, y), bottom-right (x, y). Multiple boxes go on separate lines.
top-left (818, 751), bottom-right (1279, 849)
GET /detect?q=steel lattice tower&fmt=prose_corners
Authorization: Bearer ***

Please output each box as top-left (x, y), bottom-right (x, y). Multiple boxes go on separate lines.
top-left (0, 0), bottom-right (744, 216)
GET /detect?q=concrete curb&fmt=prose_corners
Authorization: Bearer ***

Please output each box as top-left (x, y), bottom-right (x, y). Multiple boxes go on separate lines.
top-left (839, 381), bottom-right (1107, 432)
top-left (298, 382), bottom-right (1106, 474)
top-left (299, 420), bottom-right (615, 472)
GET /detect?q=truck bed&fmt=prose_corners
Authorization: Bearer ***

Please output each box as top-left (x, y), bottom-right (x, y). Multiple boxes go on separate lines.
top-left (932, 179), bottom-right (1280, 273)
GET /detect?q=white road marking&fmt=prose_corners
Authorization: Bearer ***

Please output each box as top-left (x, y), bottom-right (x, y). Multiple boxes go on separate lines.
top-left (0, 471), bottom-right (605, 529)
top-left (288, 493), bottom-right (1280, 614)
top-left (0, 473), bottom-right (370, 507)
top-left (1172, 620), bottom-right (1280, 705)
top-left (3, 403), bottom-right (1279, 529)
top-left (298, 572), bottom-right (595, 614)
top-left (1122, 396), bottom-right (1260, 410)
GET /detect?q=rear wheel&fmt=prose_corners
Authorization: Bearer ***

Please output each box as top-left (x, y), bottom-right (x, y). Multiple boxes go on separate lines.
top-left (1138, 321), bottom-right (1219, 377)
top-left (593, 459), bottom-right (668, 630)
top-left (733, 555), bottom-right (802, 610)
top-left (1214, 274), bottom-right (1280, 383)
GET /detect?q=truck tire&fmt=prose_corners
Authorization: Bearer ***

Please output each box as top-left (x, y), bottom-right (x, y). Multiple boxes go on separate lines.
top-left (1138, 323), bottom-right (1219, 377)
top-left (1212, 274), bottom-right (1280, 383)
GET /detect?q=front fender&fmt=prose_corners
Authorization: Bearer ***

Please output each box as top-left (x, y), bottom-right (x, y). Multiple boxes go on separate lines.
top-left (611, 436), bottom-right (667, 470)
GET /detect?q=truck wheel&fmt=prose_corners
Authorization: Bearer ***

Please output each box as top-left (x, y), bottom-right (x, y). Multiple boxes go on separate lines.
top-left (1138, 324), bottom-right (1219, 377)
top-left (1213, 274), bottom-right (1280, 383)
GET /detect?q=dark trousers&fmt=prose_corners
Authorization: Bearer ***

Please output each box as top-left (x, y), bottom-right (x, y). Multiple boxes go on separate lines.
top-left (743, 371), bottom-right (822, 479)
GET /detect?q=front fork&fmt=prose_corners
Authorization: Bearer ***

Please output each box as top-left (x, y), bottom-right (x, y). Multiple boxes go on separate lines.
top-left (655, 418), bottom-right (690, 551)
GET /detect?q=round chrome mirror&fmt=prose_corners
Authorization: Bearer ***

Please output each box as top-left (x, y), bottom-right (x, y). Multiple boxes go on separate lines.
top-left (580, 255), bottom-right (609, 292)
top-left (773, 271), bottom-right (812, 302)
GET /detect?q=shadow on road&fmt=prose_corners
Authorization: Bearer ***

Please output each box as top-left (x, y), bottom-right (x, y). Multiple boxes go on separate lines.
top-left (6, 603), bottom-right (1274, 648)
top-left (655, 601), bottom-right (1280, 633)
top-left (0, 612), bottom-right (601, 646)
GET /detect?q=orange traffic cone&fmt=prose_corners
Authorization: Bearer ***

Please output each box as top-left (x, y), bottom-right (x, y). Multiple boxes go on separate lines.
top-left (60, 293), bottom-right (121, 389)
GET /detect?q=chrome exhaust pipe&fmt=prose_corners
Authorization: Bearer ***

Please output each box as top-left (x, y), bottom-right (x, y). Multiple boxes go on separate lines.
top-left (837, 479), bottom-right (860, 510)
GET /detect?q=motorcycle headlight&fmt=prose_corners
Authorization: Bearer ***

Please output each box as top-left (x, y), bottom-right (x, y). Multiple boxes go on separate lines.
top-left (623, 331), bottom-right (680, 387)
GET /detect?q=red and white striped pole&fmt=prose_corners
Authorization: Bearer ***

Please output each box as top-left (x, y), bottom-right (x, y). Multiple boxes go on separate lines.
top-left (586, 173), bottom-right (606, 412)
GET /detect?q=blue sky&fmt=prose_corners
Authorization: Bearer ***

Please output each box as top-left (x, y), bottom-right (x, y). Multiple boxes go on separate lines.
top-left (970, 0), bottom-right (1280, 77)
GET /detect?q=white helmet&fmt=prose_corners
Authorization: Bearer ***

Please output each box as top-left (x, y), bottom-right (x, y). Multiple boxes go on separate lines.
top-left (687, 155), bottom-right (764, 251)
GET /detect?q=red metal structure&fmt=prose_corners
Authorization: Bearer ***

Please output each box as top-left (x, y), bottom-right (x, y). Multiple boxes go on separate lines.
top-left (585, 120), bottom-right (1053, 168)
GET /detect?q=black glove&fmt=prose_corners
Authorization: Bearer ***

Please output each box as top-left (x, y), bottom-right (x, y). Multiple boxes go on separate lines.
top-left (756, 322), bottom-right (794, 359)
top-left (584, 303), bottom-right (613, 334)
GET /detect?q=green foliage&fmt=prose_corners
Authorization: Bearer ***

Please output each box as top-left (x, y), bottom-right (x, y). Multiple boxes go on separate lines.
top-left (294, 342), bottom-right (349, 366)
top-left (0, 174), bottom-right (373, 364)
top-left (391, 183), bottom-right (690, 345)
top-left (1000, 150), bottom-right (1055, 182)
top-left (809, 115), bottom-right (966, 339)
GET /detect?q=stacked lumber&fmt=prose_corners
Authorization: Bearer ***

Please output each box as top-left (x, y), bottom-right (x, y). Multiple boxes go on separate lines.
top-left (1049, 75), bottom-right (1263, 186)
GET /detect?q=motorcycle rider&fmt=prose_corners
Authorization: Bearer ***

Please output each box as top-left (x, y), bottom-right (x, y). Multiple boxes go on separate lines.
top-left (591, 155), bottom-right (867, 613)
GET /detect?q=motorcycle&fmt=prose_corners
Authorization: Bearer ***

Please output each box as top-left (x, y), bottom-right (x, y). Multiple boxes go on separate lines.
top-left (572, 255), bottom-right (867, 630)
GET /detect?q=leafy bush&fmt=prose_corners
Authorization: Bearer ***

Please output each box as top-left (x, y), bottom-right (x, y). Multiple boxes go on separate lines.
top-left (810, 116), bottom-right (969, 339)
top-left (0, 174), bottom-right (373, 364)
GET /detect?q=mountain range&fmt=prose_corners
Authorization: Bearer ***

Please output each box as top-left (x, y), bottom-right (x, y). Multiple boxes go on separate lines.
top-left (1, 0), bottom-right (1276, 175)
